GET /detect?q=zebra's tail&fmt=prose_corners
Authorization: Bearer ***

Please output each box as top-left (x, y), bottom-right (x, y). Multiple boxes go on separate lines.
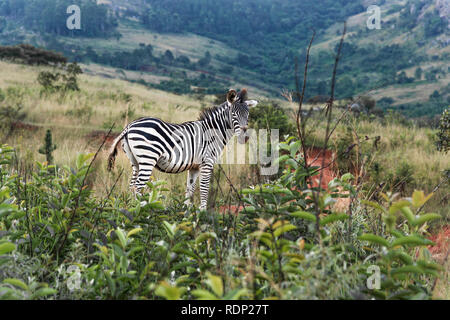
top-left (107, 126), bottom-right (128, 171)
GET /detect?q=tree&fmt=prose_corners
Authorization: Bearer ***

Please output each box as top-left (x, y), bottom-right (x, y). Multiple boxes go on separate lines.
top-left (249, 101), bottom-right (295, 138)
top-left (336, 76), bottom-right (355, 99)
top-left (37, 62), bottom-right (83, 93)
top-left (162, 50), bottom-right (174, 64)
top-left (425, 70), bottom-right (437, 82)
top-left (359, 96), bottom-right (376, 113)
top-left (0, 103), bottom-right (27, 137)
top-left (62, 62), bottom-right (83, 91)
top-left (39, 129), bottom-right (57, 164)
top-left (198, 51), bottom-right (212, 67)
top-left (414, 67), bottom-right (422, 80)
top-left (436, 108), bottom-right (449, 153)
top-left (424, 12), bottom-right (445, 37)
top-left (396, 71), bottom-right (413, 84)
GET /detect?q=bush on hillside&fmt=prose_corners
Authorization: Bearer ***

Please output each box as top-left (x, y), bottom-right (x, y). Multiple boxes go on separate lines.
top-left (249, 101), bottom-right (295, 138)
top-left (37, 62), bottom-right (83, 93)
top-left (436, 108), bottom-right (449, 153)
top-left (0, 44), bottom-right (66, 66)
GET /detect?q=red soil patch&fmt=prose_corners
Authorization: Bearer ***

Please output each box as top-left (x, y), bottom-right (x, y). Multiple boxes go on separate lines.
top-left (217, 147), bottom-right (342, 215)
top-left (301, 147), bottom-right (351, 212)
top-left (428, 225), bottom-right (450, 262)
top-left (218, 205), bottom-right (244, 215)
top-left (305, 147), bottom-right (337, 189)
top-left (11, 121), bottom-right (39, 132)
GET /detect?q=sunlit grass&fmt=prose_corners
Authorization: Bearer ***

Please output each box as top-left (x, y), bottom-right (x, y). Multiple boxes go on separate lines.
top-left (1, 60), bottom-right (448, 217)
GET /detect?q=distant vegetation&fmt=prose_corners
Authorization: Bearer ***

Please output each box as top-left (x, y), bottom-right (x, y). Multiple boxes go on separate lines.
top-left (0, 0), bottom-right (119, 38)
top-left (0, 44), bottom-right (66, 66)
top-left (0, 0), bottom-right (448, 118)
top-left (37, 62), bottom-right (83, 93)
top-left (436, 108), bottom-right (449, 154)
top-left (139, 0), bottom-right (364, 93)
top-left (136, 0), bottom-right (448, 115)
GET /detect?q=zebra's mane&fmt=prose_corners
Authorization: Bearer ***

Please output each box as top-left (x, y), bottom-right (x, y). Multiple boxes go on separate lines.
top-left (197, 102), bottom-right (228, 121)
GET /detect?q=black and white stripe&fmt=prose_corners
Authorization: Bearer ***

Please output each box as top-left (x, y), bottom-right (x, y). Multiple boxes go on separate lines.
top-left (107, 89), bottom-right (258, 210)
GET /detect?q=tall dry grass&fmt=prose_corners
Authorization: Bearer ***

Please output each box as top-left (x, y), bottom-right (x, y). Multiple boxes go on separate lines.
top-left (1, 60), bottom-right (448, 215)
top-left (0, 61), bottom-right (258, 205)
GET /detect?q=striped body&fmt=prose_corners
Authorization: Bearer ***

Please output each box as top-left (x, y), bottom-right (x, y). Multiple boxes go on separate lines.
top-left (107, 89), bottom-right (257, 210)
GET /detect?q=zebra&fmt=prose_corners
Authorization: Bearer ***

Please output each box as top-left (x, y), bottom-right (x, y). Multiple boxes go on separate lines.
top-left (107, 88), bottom-right (258, 210)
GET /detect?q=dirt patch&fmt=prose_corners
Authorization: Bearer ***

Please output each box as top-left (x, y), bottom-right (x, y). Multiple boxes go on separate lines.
top-left (218, 205), bottom-right (244, 215)
top-left (305, 146), bottom-right (337, 189)
top-left (11, 121), bottom-right (39, 132)
top-left (428, 225), bottom-right (450, 263)
top-left (304, 147), bottom-right (353, 212)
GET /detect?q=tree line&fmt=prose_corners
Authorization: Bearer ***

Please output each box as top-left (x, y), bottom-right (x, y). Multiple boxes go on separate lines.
top-left (0, 0), bottom-right (119, 37)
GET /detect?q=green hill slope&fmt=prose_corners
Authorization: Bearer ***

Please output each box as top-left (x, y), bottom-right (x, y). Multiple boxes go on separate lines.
top-left (0, 0), bottom-right (448, 118)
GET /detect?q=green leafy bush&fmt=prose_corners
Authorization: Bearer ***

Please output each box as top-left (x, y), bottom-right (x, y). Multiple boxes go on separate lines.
top-left (249, 102), bottom-right (295, 138)
top-left (38, 129), bottom-right (57, 164)
top-left (37, 63), bottom-right (82, 93)
top-left (360, 191), bottom-right (441, 299)
top-left (436, 108), bottom-right (449, 153)
top-left (0, 140), bottom-right (442, 299)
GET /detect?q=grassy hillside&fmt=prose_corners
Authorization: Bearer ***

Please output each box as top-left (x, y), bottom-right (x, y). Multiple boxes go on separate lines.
top-left (0, 60), bottom-right (448, 216)
top-left (0, 60), bottom-right (258, 195)
top-left (310, 0), bottom-right (449, 117)
top-left (0, 0), bottom-right (449, 300)
top-left (0, 0), bottom-right (448, 118)
top-left (0, 59), bottom-right (448, 300)
top-left (0, 62), bottom-right (450, 300)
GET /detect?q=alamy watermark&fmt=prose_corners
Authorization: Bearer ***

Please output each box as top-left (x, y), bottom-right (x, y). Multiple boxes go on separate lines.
top-left (169, 128), bottom-right (280, 176)
top-left (64, 265), bottom-right (82, 291)
top-left (218, 129), bottom-right (279, 176)
top-left (366, 5), bottom-right (381, 30)
top-left (366, 265), bottom-right (381, 290)
top-left (66, 5), bottom-right (81, 30)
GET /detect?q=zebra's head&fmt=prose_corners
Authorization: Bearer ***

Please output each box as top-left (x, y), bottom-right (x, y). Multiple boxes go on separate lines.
top-left (227, 89), bottom-right (258, 144)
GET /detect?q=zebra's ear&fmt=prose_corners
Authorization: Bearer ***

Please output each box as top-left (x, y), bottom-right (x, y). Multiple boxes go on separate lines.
top-left (245, 100), bottom-right (258, 108)
top-left (227, 89), bottom-right (237, 104)
top-left (238, 88), bottom-right (248, 102)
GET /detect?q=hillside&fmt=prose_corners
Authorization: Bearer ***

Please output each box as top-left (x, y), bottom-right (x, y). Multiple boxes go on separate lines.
top-left (0, 59), bottom-right (448, 300)
top-left (0, 60), bottom-right (447, 216)
top-left (0, 0), bottom-right (448, 119)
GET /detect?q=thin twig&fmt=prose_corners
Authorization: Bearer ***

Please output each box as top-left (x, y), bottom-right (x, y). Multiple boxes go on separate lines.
top-left (313, 21), bottom-right (346, 235)
top-left (294, 30), bottom-right (316, 170)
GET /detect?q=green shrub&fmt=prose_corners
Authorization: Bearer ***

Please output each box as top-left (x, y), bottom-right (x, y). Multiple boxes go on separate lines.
top-left (436, 108), bottom-right (449, 153)
top-left (38, 129), bottom-right (57, 164)
top-left (37, 62), bottom-right (83, 93)
top-left (360, 191), bottom-right (441, 299)
top-left (393, 162), bottom-right (415, 193)
top-left (0, 140), bottom-right (442, 300)
top-left (249, 101), bottom-right (295, 138)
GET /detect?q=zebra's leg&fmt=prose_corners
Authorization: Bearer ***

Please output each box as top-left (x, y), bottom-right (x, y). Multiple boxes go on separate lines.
top-left (199, 163), bottom-right (214, 210)
top-left (134, 161), bottom-right (157, 196)
top-left (122, 139), bottom-right (139, 192)
top-left (184, 168), bottom-right (199, 206)
top-left (130, 164), bottom-right (139, 190)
